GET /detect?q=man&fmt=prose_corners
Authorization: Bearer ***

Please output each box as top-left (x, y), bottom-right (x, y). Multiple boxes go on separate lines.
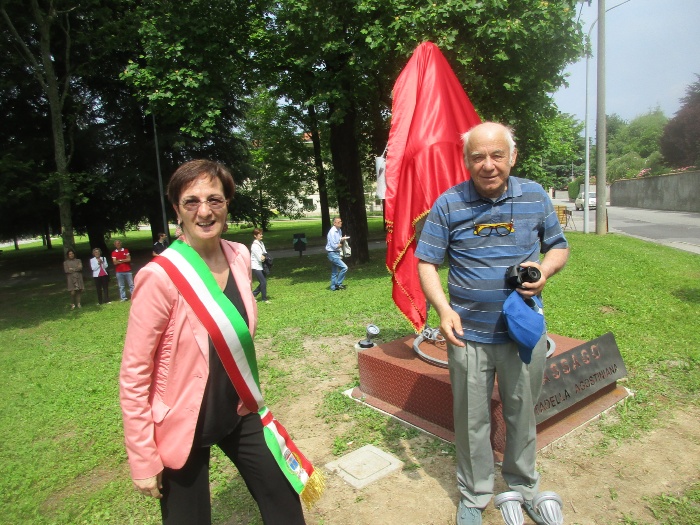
top-left (415, 122), bottom-right (569, 525)
top-left (325, 216), bottom-right (349, 291)
top-left (152, 233), bottom-right (168, 257)
top-left (112, 240), bottom-right (135, 301)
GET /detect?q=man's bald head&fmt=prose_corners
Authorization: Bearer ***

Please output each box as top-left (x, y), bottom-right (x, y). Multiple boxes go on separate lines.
top-left (461, 122), bottom-right (518, 199)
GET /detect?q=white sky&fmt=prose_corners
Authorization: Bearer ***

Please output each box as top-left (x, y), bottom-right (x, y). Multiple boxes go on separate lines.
top-left (552, 0), bottom-right (700, 125)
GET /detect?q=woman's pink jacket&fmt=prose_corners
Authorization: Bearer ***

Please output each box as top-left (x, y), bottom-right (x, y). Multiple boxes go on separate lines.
top-left (119, 240), bottom-right (258, 480)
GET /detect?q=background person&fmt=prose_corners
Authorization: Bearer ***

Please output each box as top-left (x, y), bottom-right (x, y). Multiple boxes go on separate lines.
top-left (325, 217), bottom-right (349, 291)
top-left (120, 159), bottom-right (306, 525)
top-left (90, 248), bottom-right (111, 304)
top-left (63, 248), bottom-right (84, 309)
top-left (152, 233), bottom-right (169, 256)
top-left (250, 228), bottom-right (269, 302)
top-left (112, 239), bottom-right (134, 301)
top-left (415, 122), bottom-right (570, 525)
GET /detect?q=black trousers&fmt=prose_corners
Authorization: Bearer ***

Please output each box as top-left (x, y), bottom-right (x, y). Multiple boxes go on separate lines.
top-left (160, 413), bottom-right (305, 525)
top-left (93, 275), bottom-right (110, 304)
top-left (252, 269), bottom-right (268, 300)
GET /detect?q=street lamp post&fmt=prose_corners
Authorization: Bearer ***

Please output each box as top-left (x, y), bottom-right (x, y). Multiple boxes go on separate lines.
top-left (584, 24), bottom-right (594, 233)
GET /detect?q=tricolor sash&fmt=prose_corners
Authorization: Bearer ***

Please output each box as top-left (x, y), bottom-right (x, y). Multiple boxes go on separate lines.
top-left (153, 240), bottom-right (323, 507)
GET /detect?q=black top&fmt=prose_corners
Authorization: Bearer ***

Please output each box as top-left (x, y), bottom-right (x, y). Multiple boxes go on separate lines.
top-left (193, 270), bottom-right (250, 448)
top-left (153, 240), bottom-right (168, 255)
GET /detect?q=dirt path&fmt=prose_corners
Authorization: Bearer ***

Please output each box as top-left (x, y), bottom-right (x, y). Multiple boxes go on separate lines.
top-left (261, 336), bottom-right (700, 525)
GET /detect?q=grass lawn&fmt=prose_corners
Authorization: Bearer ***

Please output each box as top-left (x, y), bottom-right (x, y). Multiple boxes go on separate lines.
top-left (0, 223), bottom-right (698, 524)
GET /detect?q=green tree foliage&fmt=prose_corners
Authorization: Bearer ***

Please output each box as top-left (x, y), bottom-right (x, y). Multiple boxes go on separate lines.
top-left (607, 152), bottom-right (645, 182)
top-left (0, 0), bottom-right (148, 249)
top-left (379, 0), bottom-right (584, 180)
top-left (660, 75), bottom-right (700, 168)
top-left (120, 0), bottom-right (263, 240)
top-left (606, 109), bottom-right (668, 181)
top-left (1, 0), bottom-right (253, 247)
top-left (606, 113), bottom-right (628, 141)
top-left (608, 109), bottom-right (667, 159)
top-left (236, 89), bottom-right (317, 230)
top-left (568, 176), bottom-right (583, 200)
top-left (265, 0), bottom-right (398, 261)
top-left (1, 0), bottom-right (86, 250)
top-left (0, 39), bottom-right (59, 246)
top-left (2, 0), bottom-right (584, 258)
top-left (120, 0), bottom-right (259, 138)
top-left (263, 0), bottom-right (583, 261)
top-left (0, 154), bottom-right (59, 248)
top-left (532, 113), bottom-right (585, 189)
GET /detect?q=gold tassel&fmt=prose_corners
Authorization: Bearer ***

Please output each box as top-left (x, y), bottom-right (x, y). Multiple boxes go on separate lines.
top-left (300, 469), bottom-right (326, 509)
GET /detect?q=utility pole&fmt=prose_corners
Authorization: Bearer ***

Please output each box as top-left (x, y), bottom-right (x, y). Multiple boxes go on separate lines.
top-left (595, 0), bottom-right (607, 234)
top-left (583, 0), bottom-right (631, 233)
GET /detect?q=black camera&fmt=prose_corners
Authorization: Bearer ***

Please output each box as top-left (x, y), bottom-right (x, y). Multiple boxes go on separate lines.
top-left (506, 265), bottom-right (541, 288)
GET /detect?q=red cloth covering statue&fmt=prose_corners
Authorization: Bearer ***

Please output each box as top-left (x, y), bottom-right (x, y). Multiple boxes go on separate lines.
top-left (385, 41), bottom-right (481, 331)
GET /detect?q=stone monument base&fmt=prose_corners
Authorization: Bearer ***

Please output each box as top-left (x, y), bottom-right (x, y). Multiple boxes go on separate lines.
top-left (352, 334), bottom-right (629, 459)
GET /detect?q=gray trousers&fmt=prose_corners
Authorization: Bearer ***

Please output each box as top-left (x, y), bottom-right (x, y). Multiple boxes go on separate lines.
top-left (447, 333), bottom-right (547, 509)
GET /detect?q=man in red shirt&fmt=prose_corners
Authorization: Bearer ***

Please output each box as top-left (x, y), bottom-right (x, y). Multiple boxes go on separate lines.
top-left (112, 240), bottom-right (134, 301)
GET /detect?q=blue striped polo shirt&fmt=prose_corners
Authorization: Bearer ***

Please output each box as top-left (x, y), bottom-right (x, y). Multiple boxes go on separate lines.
top-left (415, 176), bottom-right (568, 344)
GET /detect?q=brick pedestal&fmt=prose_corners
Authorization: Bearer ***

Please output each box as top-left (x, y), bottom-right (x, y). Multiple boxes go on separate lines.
top-left (353, 334), bottom-right (629, 456)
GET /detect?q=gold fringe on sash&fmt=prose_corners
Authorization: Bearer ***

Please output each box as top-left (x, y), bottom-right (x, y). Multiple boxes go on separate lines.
top-left (300, 469), bottom-right (326, 509)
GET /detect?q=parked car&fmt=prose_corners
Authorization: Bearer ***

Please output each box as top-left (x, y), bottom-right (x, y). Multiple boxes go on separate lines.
top-left (575, 192), bottom-right (597, 210)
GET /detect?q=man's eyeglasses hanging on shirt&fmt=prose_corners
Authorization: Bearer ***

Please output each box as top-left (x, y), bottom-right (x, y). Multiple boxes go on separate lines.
top-left (473, 222), bottom-right (515, 237)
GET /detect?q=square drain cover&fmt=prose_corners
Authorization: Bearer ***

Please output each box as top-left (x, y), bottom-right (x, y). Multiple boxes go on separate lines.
top-left (325, 444), bottom-right (404, 489)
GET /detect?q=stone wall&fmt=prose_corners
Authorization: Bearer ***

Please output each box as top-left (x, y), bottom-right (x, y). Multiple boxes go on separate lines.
top-left (610, 171), bottom-right (700, 212)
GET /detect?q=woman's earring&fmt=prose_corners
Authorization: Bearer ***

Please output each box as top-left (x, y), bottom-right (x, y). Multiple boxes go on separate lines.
top-left (222, 222), bottom-right (229, 233)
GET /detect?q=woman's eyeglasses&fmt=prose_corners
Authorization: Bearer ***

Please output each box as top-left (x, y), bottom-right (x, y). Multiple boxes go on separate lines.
top-left (473, 222), bottom-right (515, 237)
top-left (180, 197), bottom-right (227, 211)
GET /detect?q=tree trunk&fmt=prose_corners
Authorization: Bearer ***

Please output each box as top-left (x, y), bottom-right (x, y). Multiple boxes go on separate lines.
top-left (43, 221), bottom-right (53, 249)
top-left (86, 223), bottom-right (109, 259)
top-left (3, 2), bottom-right (74, 251)
top-left (329, 102), bottom-right (369, 263)
top-left (33, 1), bottom-right (75, 253)
top-left (307, 104), bottom-right (331, 237)
top-left (147, 208), bottom-right (165, 244)
top-left (257, 184), bottom-right (271, 231)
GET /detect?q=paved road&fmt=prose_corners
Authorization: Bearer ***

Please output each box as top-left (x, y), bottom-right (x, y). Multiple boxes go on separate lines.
top-left (552, 199), bottom-right (700, 255)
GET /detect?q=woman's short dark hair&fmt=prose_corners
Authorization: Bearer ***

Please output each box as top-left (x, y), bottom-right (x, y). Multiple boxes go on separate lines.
top-left (252, 228), bottom-right (262, 237)
top-left (65, 249), bottom-right (75, 259)
top-left (167, 159), bottom-right (235, 206)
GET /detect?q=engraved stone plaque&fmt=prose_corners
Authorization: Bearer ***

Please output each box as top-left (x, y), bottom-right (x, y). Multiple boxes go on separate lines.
top-left (535, 332), bottom-right (627, 424)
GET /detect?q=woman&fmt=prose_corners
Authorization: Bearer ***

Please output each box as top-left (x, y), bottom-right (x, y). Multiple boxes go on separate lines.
top-left (119, 160), bottom-right (307, 525)
top-left (90, 248), bottom-right (111, 304)
top-left (63, 249), bottom-right (84, 309)
top-left (250, 228), bottom-right (269, 302)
